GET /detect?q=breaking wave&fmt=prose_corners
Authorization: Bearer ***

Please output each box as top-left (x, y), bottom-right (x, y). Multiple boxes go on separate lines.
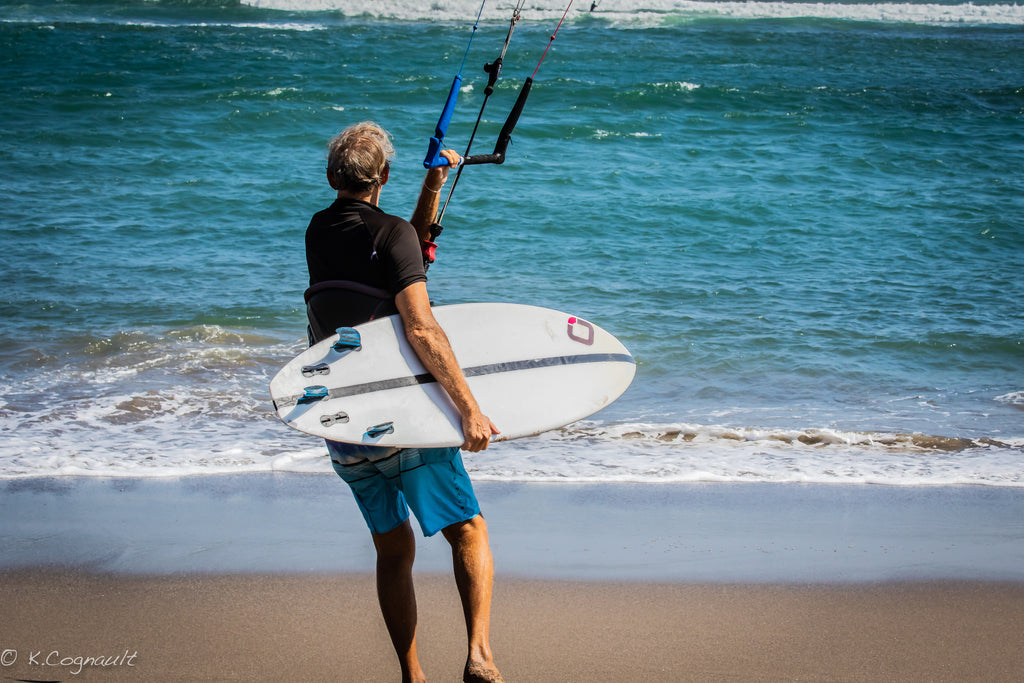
top-left (464, 421), bottom-right (1024, 487)
top-left (241, 0), bottom-right (1024, 27)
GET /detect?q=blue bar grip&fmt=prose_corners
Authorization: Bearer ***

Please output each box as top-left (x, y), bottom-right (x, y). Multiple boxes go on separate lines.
top-left (424, 75), bottom-right (462, 168)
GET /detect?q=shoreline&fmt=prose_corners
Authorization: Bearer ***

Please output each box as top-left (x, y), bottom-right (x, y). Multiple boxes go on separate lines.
top-left (2, 474), bottom-right (1022, 581)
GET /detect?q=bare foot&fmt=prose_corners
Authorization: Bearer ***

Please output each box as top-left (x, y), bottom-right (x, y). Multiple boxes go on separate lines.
top-left (464, 660), bottom-right (505, 683)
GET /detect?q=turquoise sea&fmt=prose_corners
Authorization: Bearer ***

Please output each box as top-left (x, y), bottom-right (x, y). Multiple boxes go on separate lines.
top-left (1, 0), bottom-right (1022, 484)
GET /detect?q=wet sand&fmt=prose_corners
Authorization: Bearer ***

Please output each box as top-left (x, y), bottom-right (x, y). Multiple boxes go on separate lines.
top-left (3, 475), bottom-right (1023, 581)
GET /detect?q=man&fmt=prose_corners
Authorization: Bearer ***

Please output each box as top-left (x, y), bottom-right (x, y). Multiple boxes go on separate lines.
top-left (304, 121), bottom-right (504, 683)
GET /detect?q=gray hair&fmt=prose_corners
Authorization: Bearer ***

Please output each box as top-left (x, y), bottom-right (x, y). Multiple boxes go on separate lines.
top-left (326, 121), bottom-right (396, 194)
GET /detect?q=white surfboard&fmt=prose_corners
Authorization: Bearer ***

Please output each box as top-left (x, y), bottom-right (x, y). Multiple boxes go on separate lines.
top-left (270, 302), bottom-right (635, 448)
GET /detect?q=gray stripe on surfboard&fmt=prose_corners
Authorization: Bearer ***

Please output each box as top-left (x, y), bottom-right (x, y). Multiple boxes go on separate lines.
top-left (278, 353), bottom-right (634, 408)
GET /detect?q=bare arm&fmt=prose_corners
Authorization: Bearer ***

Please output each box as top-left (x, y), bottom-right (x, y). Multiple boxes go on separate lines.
top-left (409, 149), bottom-right (460, 243)
top-left (395, 281), bottom-right (499, 451)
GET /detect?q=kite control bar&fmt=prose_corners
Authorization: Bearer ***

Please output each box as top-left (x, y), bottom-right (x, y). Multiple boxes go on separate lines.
top-left (424, 75), bottom-right (463, 169)
top-left (461, 77), bottom-right (533, 166)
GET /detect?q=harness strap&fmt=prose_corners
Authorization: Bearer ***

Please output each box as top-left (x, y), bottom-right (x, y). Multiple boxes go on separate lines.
top-left (304, 280), bottom-right (396, 345)
top-left (304, 280), bottom-right (391, 303)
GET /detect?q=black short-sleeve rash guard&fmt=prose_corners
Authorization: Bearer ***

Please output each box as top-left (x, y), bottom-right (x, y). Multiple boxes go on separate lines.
top-left (305, 198), bottom-right (427, 295)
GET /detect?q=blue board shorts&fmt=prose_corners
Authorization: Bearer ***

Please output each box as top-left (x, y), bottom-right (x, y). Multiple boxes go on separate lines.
top-left (326, 440), bottom-right (480, 537)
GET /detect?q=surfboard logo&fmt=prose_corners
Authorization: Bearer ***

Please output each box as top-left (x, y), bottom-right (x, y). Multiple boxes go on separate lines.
top-left (566, 316), bottom-right (595, 346)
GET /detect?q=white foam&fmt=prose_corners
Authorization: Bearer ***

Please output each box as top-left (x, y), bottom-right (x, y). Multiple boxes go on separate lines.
top-left (241, 0), bottom-right (1024, 27)
top-left (0, 16), bottom-right (325, 30)
top-left (2, 325), bottom-right (1020, 486)
top-left (7, 1), bottom-right (1020, 28)
top-left (650, 1), bottom-right (1024, 26)
top-left (4, 406), bottom-right (1021, 485)
top-left (995, 391), bottom-right (1024, 407)
top-left (653, 81), bottom-right (702, 91)
top-left (0, 325), bottom-right (324, 479)
top-left (464, 421), bottom-right (1024, 487)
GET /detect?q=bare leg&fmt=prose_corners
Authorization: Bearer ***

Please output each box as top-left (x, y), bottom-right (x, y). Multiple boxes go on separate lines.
top-left (373, 520), bottom-right (426, 683)
top-left (443, 515), bottom-right (504, 683)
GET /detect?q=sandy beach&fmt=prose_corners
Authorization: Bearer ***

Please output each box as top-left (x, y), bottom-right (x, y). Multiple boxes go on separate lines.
top-left (2, 572), bottom-right (1023, 681)
top-left (2, 475), bottom-right (1023, 681)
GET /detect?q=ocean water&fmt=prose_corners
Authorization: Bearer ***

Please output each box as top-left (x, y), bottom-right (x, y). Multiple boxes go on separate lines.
top-left (1, 0), bottom-right (1022, 485)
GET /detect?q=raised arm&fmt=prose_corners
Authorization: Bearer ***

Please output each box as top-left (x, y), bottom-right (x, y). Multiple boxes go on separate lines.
top-left (409, 149), bottom-right (461, 243)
